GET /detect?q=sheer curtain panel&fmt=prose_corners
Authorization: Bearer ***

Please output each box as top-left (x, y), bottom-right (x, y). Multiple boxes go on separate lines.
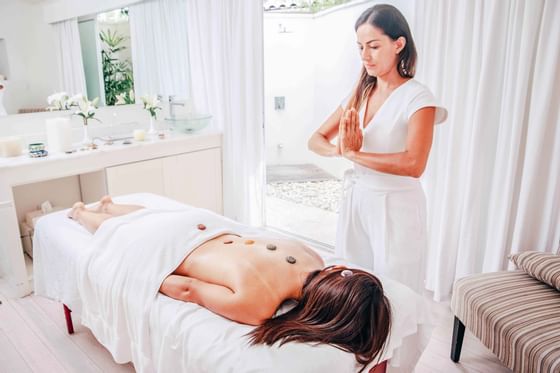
top-left (52, 18), bottom-right (87, 96)
top-left (414, 0), bottom-right (560, 300)
top-left (129, 0), bottom-right (191, 98)
top-left (185, 0), bottom-right (265, 226)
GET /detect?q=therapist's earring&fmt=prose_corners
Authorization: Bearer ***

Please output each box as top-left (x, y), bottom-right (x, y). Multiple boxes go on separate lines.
top-left (400, 59), bottom-right (408, 76)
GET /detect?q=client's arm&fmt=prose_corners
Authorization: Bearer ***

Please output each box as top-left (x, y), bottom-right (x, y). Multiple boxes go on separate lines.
top-left (160, 275), bottom-right (269, 325)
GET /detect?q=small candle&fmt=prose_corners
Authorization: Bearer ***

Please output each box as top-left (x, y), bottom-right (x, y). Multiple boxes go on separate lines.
top-left (133, 129), bottom-right (146, 141)
top-left (0, 136), bottom-right (23, 157)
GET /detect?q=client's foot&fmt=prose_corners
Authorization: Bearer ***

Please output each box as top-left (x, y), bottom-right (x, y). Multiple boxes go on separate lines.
top-left (95, 195), bottom-right (113, 213)
top-left (68, 202), bottom-right (85, 220)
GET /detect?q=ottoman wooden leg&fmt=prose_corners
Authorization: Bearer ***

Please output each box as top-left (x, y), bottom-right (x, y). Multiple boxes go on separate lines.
top-left (450, 316), bottom-right (465, 362)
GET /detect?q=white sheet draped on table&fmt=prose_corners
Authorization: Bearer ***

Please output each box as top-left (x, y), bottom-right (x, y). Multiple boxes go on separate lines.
top-left (128, 0), bottom-right (190, 99)
top-left (414, 0), bottom-right (560, 300)
top-left (51, 18), bottom-right (87, 96)
top-left (33, 193), bottom-right (435, 373)
top-left (184, 0), bottom-right (265, 226)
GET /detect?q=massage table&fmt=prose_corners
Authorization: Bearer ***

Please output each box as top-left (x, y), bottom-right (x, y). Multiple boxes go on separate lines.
top-left (33, 193), bottom-right (433, 373)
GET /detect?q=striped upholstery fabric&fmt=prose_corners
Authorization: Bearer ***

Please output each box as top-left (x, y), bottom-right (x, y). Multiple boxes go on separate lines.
top-left (451, 271), bottom-right (560, 373)
top-left (510, 251), bottom-right (560, 290)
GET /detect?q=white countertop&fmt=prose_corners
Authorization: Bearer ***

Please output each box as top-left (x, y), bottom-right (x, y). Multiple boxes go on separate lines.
top-left (0, 128), bottom-right (221, 170)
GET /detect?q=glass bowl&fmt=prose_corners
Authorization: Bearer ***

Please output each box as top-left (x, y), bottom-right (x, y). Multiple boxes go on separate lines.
top-left (165, 114), bottom-right (212, 133)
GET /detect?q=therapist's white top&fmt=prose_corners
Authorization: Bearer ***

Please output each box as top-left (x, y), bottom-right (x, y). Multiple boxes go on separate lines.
top-left (336, 79), bottom-right (448, 292)
top-left (341, 79), bottom-right (447, 177)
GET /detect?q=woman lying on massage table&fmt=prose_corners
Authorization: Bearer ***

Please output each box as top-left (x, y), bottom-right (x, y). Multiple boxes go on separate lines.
top-left (68, 197), bottom-right (391, 373)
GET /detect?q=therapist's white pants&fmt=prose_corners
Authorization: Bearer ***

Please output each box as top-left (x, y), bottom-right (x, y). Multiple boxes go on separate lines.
top-left (335, 170), bottom-right (428, 293)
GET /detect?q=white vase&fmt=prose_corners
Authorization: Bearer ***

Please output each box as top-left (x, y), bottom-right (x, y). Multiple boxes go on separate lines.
top-left (82, 119), bottom-right (91, 145)
top-left (148, 116), bottom-right (157, 135)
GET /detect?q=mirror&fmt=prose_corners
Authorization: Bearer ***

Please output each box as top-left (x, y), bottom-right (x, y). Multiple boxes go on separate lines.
top-left (0, 2), bottom-right (135, 116)
top-left (79, 8), bottom-right (135, 107)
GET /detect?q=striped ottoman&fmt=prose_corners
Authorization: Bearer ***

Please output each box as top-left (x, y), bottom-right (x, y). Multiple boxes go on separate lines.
top-left (450, 270), bottom-right (560, 373)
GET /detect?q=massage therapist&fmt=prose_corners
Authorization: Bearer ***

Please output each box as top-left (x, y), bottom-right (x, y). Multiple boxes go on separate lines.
top-left (308, 4), bottom-right (447, 293)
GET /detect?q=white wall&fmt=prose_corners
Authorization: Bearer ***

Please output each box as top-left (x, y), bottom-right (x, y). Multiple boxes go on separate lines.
top-left (0, 0), bottom-right (60, 115)
top-left (264, 0), bottom-right (414, 179)
top-left (264, 14), bottom-right (329, 172)
top-left (43, 0), bottom-right (142, 24)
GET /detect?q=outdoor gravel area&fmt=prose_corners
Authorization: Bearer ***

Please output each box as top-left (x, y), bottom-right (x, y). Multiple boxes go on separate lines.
top-left (266, 179), bottom-right (343, 213)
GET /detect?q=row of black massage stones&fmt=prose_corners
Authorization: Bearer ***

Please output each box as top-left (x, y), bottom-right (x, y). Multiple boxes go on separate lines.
top-left (196, 223), bottom-right (296, 264)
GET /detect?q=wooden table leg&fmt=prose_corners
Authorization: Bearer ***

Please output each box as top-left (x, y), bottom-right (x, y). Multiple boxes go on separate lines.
top-left (369, 360), bottom-right (387, 373)
top-left (63, 304), bottom-right (74, 334)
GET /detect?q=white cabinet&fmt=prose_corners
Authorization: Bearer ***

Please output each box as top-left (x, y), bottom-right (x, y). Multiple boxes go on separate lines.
top-left (163, 148), bottom-right (222, 214)
top-left (106, 158), bottom-right (165, 197)
top-left (0, 200), bottom-right (31, 297)
top-left (105, 148), bottom-right (222, 214)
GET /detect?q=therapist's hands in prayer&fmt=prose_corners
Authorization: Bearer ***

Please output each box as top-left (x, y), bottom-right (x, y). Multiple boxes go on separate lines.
top-left (338, 108), bottom-right (363, 157)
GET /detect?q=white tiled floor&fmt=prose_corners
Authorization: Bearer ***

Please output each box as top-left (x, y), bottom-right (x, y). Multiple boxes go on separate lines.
top-left (265, 195), bottom-right (338, 247)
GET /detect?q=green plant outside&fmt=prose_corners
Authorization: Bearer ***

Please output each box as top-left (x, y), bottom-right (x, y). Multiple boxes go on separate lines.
top-left (99, 28), bottom-right (135, 106)
top-left (307, 0), bottom-right (351, 13)
top-left (264, 0), bottom-right (352, 13)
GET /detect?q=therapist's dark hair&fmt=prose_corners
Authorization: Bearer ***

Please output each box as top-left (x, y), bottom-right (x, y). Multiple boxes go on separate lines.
top-left (348, 4), bottom-right (417, 111)
top-left (248, 267), bottom-right (392, 372)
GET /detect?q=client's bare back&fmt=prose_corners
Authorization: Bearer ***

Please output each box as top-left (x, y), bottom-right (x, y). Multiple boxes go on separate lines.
top-left (162, 234), bottom-right (325, 325)
top-left (68, 196), bottom-right (144, 234)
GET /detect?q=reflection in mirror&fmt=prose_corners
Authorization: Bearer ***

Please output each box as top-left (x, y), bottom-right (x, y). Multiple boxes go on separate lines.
top-left (79, 8), bottom-right (135, 107)
top-left (0, 1), bottom-right (191, 116)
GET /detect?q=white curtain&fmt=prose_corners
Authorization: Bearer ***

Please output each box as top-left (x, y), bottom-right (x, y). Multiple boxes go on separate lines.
top-left (129, 0), bottom-right (190, 99)
top-left (414, 0), bottom-right (560, 300)
top-left (52, 18), bottom-right (87, 95)
top-left (185, 0), bottom-right (265, 226)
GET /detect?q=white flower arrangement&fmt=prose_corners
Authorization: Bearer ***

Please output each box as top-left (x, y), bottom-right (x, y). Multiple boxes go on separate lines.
top-left (140, 95), bottom-right (162, 119)
top-left (73, 96), bottom-right (100, 125)
top-left (69, 93), bottom-right (85, 106)
top-left (47, 92), bottom-right (72, 111)
top-left (115, 89), bottom-right (135, 105)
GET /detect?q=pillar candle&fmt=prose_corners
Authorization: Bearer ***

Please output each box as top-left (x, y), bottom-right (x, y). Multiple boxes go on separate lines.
top-left (0, 136), bottom-right (23, 157)
top-left (46, 117), bottom-right (73, 153)
top-left (133, 129), bottom-right (146, 141)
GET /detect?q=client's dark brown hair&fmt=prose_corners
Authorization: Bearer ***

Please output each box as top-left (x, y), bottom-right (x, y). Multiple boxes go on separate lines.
top-left (248, 267), bottom-right (391, 372)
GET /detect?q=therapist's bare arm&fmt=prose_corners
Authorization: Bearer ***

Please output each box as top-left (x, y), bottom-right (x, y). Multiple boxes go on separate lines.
top-left (308, 106), bottom-right (344, 157)
top-left (343, 107), bottom-right (436, 178)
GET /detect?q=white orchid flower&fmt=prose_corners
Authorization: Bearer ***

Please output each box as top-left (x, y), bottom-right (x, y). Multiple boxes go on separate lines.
top-left (140, 94), bottom-right (162, 119)
top-left (115, 93), bottom-right (126, 105)
top-left (69, 93), bottom-right (84, 106)
top-left (77, 97), bottom-right (89, 112)
top-left (73, 96), bottom-right (100, 124)
top-left (47, 91), bottom-right (70, 110)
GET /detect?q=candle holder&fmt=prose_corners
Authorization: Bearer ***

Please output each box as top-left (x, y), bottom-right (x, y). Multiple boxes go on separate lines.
top-left (0, 136), bottom-right (23, 157)
top-left (28, 142), bottom-right (48, 158)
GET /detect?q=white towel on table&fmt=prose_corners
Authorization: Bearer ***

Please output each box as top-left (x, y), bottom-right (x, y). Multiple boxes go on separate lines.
top-left (77, 207), bottom-right (258, 373)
